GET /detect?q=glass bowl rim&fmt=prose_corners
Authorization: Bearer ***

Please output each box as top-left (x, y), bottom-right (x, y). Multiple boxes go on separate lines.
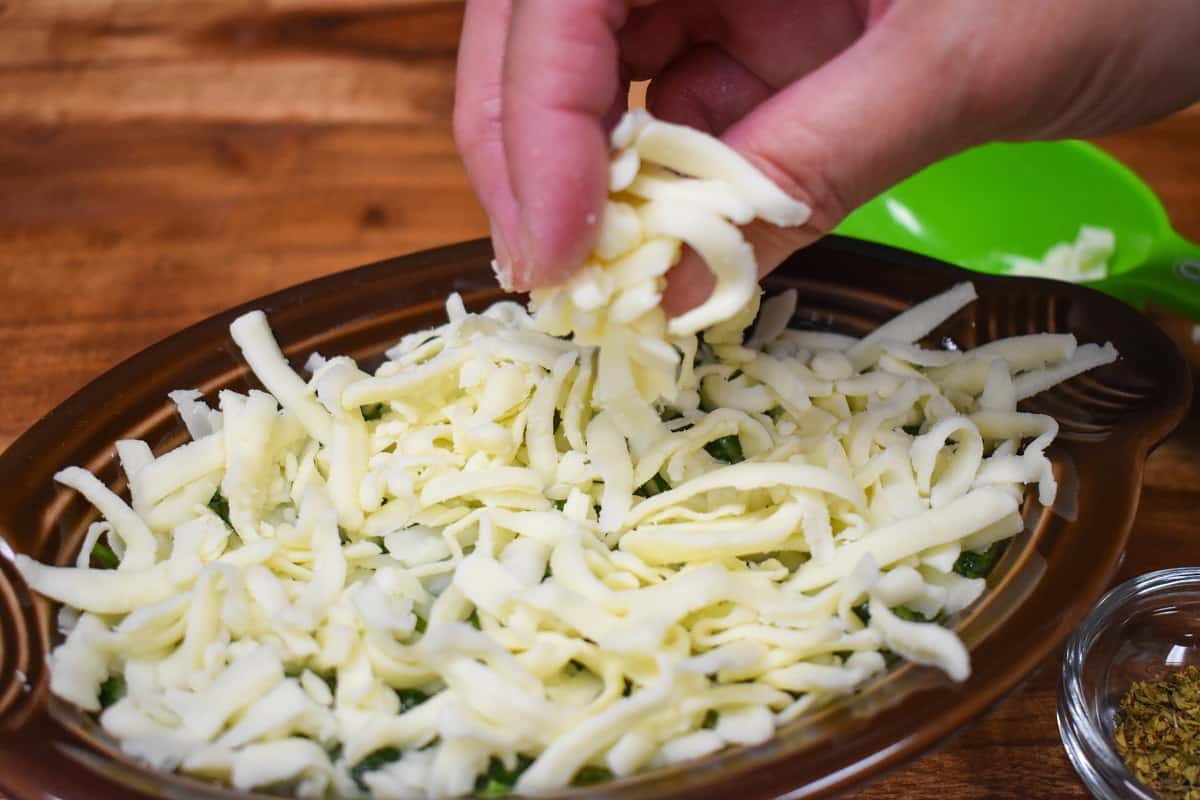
top-left (1058, 566), bottom-right (1200, 799)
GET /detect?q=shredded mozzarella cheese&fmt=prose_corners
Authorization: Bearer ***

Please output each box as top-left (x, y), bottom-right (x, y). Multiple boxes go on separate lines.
top-left (1006, 225), bottom-right (1116, 282)
top-left (527, 110), bottom-right (811, 442)
top-left (16, 111), bottom-right (1120, 798)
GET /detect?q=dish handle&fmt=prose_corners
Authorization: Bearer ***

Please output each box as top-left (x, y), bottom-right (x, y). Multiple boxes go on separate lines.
top-left (1103, 230), bottom-right (1200, 323)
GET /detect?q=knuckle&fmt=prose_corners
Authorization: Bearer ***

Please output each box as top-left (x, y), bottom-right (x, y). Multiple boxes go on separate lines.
top-left (452, 91), bottom-right (504, 155)
top-left (740, 132), bottom-right (851, 237)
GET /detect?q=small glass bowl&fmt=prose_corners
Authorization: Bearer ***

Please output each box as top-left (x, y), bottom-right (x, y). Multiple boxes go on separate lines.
top-left (1059, 567), bottom-right (1200, 799)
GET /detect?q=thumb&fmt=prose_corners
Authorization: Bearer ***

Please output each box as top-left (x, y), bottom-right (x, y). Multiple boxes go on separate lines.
top-left (665, 6), bottom-right (974, 314)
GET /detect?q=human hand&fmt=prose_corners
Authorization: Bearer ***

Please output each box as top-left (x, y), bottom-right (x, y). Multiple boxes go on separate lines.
top-left (454, 0), bottom-right (1200, 313)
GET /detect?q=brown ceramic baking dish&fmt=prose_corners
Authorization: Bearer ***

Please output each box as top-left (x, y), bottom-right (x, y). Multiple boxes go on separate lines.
top-left (0, 236), bottom-right (1190, 799)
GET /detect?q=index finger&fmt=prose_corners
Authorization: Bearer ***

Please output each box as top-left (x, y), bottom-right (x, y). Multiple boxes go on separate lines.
top-left (502, 0), bottom-right (628, 289)
top-left (453, 0), bottom-right (518, 279)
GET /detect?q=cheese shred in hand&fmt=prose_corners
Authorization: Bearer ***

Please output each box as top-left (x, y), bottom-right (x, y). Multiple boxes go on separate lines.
top-left (527, 110), bottom-right (811, 444)
top-left (15, 112), bottom-right (1119, 799)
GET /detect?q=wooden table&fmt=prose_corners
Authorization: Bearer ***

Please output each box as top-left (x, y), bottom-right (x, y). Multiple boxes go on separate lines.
top-left (1, 1), bottom-right (1198, 797)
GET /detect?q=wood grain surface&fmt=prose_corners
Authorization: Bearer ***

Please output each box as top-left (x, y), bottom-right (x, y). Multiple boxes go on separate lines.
top-left (1, 1), bottom-right (1199, 798)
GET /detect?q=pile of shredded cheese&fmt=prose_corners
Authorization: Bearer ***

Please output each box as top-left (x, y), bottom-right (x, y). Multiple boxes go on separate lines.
top-left (15, 112), bottom-right (1121, 799)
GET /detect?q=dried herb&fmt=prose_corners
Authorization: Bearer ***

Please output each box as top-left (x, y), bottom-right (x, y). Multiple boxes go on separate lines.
top-left (1114, 665), bottom-right (1200, 799)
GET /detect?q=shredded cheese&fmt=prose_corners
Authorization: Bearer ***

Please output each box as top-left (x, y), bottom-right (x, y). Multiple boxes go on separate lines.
top-left (1006, 225), bottom-right (1116, 282)
top-left (16, 111), bottom-right (1120, 798)
top-left (527, 110), bottom-right (811, 442)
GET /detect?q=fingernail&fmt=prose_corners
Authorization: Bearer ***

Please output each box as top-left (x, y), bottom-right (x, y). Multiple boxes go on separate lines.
top-left (514, 212), bottom-right (541, 290)
top-left (489, 221), bottom-right (515, 291)
top-left (516, 206), bottom-right (596, 291)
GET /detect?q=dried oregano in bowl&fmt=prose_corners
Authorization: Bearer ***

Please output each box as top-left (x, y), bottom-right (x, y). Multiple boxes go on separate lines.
top-left (1114, 665), bottom-right (1200, 800)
